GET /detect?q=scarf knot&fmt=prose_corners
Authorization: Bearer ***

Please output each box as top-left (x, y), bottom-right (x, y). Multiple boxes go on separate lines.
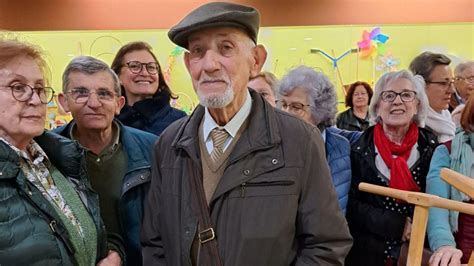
top-left (374, 123), bottom-right (420, 192)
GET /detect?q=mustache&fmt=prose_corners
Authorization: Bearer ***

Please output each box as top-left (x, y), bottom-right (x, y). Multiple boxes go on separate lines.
top-left (198, 75), bottom-right (230, 85)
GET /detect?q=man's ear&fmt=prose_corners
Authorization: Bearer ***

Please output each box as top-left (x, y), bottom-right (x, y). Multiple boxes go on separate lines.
top-left (57, 93), bottom-right (70, 113)
top-left (250, 44), bottom-right (267, 77)
top-left (115, 96), bottom-right (126, 115)
top-left (184, 51), bottom-right (191, 73)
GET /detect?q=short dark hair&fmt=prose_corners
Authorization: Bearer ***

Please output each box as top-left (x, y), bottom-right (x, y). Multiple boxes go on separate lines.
top-left (409, 51), bottom-right (451, 81)
top-left (344, 81), bottom-right (373, 108)
top-left (111, 41), bottom-right (177, 102)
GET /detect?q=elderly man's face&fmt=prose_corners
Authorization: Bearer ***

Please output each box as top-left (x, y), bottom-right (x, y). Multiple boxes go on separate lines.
top-left (184, 27), bottom-right (265, 110)
top-left (248, 76), bottom-right (276, 107)
top-left (0, 56), bottom-right (46, 147)
top-left (454, 64), bottom-right (474, 101)
top-left (60, 71), bottom-right (125, 133)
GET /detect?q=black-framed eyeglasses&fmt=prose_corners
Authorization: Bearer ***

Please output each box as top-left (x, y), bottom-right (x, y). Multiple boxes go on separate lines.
top-left (455, 76), bottom-right (474, 84)
top-left (67, 88), bottom-right (116, 104)
top-left (426, 79), bottom-right (455, 88)
top-left (124, 61), bottom-right (159, 74)
top-left (381, 90), bottom-right (417, 103)
top-left (0, 83), bottom-right (55, 104)
top-left (276, 100), bottom-right (312, 114)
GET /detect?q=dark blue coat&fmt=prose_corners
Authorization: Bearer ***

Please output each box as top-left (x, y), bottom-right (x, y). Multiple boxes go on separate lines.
top-left (54, 120), bottom-right (157, 266)
top-left (325, 127), bottom-right (352, 214)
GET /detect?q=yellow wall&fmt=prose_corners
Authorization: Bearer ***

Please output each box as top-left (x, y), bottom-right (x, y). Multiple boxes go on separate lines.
top-left (7, 22), bottom-right (473, 125)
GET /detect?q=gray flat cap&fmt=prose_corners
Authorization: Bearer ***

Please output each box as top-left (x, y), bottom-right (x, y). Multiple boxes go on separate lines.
top-left (168, 2), bottom-right (260, 48)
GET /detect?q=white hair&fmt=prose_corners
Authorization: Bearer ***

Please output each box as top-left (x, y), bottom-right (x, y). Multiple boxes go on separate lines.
top-left (369, 70), bottom-right (429, 127)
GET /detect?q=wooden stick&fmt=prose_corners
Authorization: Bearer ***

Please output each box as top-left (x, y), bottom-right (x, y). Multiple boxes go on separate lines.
top-left (407, 206), bottom-right (429, 266)
top-left (359, 183), bottom-right (474, 215)
top-left (440, 168), bottom-right (474, 199)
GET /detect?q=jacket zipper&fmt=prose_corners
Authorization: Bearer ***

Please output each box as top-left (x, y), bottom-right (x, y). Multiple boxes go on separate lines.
top-left (240, 180), bottom-right (295, 197)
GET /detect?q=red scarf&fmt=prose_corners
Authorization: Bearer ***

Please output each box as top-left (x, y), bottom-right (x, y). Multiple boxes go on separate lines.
top-left (374, 122), bottom-right (420, 192)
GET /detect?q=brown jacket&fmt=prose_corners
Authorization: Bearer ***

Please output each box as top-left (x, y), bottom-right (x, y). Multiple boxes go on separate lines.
top-left (141, 90), bottom-right (353, 266)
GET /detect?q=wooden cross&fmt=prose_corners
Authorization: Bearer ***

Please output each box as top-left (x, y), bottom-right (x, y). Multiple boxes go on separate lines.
top-left (359, 168), bottom-right (474, 266)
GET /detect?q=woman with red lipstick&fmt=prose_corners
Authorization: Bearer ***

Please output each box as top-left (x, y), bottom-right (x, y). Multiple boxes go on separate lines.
top-left (111, 41), bottom-right (186, 136)
top-left (346, 70), bottom-right (438, 266)
top-left (336, 81), bottom-right (373, 131)
top-left (409, 52), bottom-right (456, 143)
top-left (0, 38), bottom-right (111, 265)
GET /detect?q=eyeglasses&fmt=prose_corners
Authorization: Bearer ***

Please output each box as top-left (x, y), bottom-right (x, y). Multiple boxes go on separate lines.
top-left (455, 76), bottom-right (474, 84)
top-left (276, 100), bottom-right (312, 114)
top-left (67, 88), bottom-right (115, 104)
top-left (0, 83), bottom-right (55, 104)
top-left (426, 79), bottom-right (455, 88)
top-left (381, 90), bottom-right (417, 103)
top-left (124, 61), bottom-right (159, 75)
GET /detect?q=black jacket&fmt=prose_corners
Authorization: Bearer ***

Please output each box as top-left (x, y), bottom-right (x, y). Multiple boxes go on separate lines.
top-left (345, 126), bottom-right (438, 266)
top-left (117, 93), bottom-right (187, 136)
top-left (336, 108), bottom-right (370, 131)
top-left (141, 90), bottom-right (353, 266)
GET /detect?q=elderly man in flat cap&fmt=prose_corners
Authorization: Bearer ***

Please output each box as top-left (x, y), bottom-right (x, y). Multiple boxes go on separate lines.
top-left (141, 2), bottom-right (352, 265)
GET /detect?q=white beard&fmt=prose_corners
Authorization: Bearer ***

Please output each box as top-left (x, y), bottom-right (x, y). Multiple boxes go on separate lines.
top-left (197, 84), bottom-right (234, 108)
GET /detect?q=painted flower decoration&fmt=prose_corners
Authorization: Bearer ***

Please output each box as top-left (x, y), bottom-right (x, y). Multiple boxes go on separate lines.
top-left (376, 53), bottom-right (401, 72)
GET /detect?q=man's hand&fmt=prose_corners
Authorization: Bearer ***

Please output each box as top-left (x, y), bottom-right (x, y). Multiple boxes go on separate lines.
top-left (96, 250), bottom-right (122, 266)
top-left (429, 245), bottom-right (462, 266)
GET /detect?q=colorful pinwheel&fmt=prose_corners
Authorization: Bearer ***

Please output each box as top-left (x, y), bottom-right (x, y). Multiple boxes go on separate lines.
top-left (357, 27), bottom-right (389, 58)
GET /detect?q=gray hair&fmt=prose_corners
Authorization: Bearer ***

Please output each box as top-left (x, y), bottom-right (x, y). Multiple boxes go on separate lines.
top-left (62, 55), bottom-right (121, 96)
top-left (369, 70), bottom-right (429, 127)
top-left (250, 71), bottom-right (279, 96)
top-left (279, 65), bottom-right (337, 127)
top-left (454, 60), bottom-right (474, 77)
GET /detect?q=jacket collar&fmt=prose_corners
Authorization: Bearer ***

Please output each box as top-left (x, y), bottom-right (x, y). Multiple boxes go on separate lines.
top-left (172, 89), bottom-right (282, 162)
top-left (0, 131), bottom-right (85, 182)
top-left (55, 119), bottom-right (152, 172)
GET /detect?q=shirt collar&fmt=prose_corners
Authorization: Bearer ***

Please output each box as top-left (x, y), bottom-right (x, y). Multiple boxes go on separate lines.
top-left (0, 137), bottom-right (49, 165)
top-left (70, 120), bottom-right (121, 154)
top-left (321, 128), bottom-right (326, 142)
top-left (203, 89), bottom-right (252, 141)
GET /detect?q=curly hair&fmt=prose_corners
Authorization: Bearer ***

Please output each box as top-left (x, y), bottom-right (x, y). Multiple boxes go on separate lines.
top-left (345, 81), bottom-right (373, 108)
top-left (279, 65), bottom-right (337, 127)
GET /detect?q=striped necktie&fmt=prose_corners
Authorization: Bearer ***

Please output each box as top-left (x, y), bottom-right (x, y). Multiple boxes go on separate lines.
top-left (210, 128), bottom-right (229, 162)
